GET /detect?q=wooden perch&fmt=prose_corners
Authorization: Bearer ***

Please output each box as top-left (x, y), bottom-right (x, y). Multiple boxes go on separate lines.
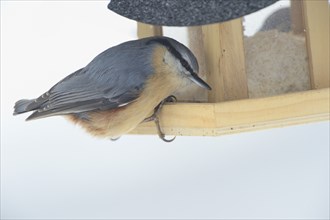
top-left (131, 88), bottom-right (330, 136)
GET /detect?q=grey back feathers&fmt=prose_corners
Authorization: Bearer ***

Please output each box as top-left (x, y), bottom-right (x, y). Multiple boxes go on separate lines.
top-left (13, 37), bottom-right (197, 121)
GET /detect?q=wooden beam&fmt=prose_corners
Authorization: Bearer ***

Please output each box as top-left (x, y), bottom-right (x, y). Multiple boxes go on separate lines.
top-left (188, 26), bottom-right (208, 79)
top-left (302, 0), bottom-right (330, 89)
top-left (291, 0), bottom-right (304, 34)
top-left (131, 88), bottom-right (330, 136)
top-left (202, 18), bottom-right (248, 102)
top-left (137, 22), bottom-right (163, 38)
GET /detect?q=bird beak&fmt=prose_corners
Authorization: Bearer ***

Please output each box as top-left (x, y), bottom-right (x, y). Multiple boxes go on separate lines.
top-left (188, 72), bottom-right (212, 90)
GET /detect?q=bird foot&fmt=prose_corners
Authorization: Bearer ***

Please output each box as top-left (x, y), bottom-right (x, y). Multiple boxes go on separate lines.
top-left (110, 136), bottom-right (121, 141)
top-left (143, 95), bottom-right (177, 142)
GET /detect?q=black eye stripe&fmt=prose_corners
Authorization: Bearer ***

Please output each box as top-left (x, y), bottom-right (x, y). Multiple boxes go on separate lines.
top-left (147, 38), bottom-right (194, 73)
top-left (181, 59), bottom-right (190, 69)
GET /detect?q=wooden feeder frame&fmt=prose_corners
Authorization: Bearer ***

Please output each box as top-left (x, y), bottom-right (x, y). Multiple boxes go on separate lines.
top-left (132, 0), bottom-right (329, 136)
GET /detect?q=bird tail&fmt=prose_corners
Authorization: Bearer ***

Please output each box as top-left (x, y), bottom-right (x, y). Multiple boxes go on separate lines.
top-left (13, 93), bottom-right (49, 120)
top-left (13, 99), bottom-right (38, 115)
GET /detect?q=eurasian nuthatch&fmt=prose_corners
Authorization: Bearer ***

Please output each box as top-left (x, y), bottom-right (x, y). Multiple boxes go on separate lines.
top-left (13, 36), bottom-right (211, 141)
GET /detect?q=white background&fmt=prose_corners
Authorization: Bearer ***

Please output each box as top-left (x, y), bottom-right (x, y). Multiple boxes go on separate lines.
top-left (1, 1), bottom-right (329, 219)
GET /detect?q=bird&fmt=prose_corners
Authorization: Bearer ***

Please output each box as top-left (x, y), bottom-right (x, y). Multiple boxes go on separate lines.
top-left (13, 36), bottom-right (211, 142)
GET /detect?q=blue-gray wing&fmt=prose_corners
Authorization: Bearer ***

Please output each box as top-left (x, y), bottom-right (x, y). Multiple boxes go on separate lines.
top-left (19, 39), bottom-right (155, 120)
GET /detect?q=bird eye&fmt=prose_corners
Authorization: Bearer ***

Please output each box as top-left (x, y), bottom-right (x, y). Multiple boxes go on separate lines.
top-left (181, 60), bottom-right (189, 69)
top-left (180, 59), bottom-right (193, 75)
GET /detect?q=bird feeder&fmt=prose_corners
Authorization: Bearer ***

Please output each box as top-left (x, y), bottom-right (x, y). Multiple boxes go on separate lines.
top-left (108, 0), bottom-right (329, 136)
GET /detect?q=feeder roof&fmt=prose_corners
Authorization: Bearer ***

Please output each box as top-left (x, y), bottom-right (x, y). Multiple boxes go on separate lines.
top-left (108, 0), bottom-right (279, 26)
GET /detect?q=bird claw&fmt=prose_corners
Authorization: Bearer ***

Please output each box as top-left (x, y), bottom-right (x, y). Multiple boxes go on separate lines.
top-left (142, 95), bottom-right (177, 142)
top-left (154, 117), bottom-right (176, 142)
top-left (110, 136), bottom-right (121, 141)
top-left (164, 95), bottom-right (177, 103)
